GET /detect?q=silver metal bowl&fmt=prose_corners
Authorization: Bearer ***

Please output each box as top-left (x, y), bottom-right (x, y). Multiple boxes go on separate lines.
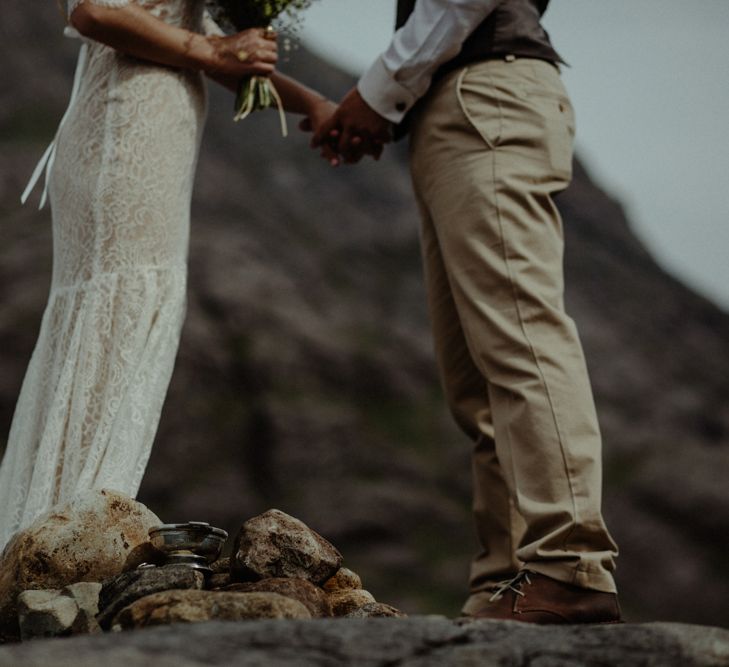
top-left (148, 521), bottom-right (228, 570)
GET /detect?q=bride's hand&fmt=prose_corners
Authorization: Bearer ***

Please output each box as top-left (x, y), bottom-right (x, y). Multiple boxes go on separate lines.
top-left (205, 28), bottom-right (278, 78)
top-left (299, 98), bottom-right (341, 165)
top-left (301, 98), bottom-right (337, 135)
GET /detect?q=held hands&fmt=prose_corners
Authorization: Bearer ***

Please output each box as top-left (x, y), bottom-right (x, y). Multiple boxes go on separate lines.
top-left (305, 87), bottom-right (393, 166)
top-left (206, 28), bottom-right (278, 79)
top-left (299, 98), bottom-right (338, 138)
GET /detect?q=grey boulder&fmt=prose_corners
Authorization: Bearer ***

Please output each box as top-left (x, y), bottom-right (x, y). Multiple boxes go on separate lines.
top-left (0, 618), bottom-right (727, 666)
top-left (17, 582), bottom-right (103, 640)
top-left (0, 489), bottom-right (160, 640)
top-left (328, 588), bottom-right (377, 616)
top-left (96, 564), bottom-right (205, 629)
top-left (224, 578), bottom-right (332, 617)
top-left (323, 567), bottom-right (363, 592)
top-left (231, 509), bottom-right (342, 585)
top-left (111, 590), bottom-right (312, 629)
top-left (345, 602), bottom-right (408, 619)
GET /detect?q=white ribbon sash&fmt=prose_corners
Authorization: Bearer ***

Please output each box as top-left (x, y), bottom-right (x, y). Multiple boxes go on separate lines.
top-left (21, 40), bottom-right (89, 210)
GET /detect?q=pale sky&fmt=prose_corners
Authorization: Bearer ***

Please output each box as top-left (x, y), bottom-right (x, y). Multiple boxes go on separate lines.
top-left (301, 1), bottom-right (729, 311)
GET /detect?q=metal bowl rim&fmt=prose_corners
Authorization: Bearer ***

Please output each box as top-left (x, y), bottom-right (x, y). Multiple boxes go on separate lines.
top-left (148, 523), bottom-right (228, 539)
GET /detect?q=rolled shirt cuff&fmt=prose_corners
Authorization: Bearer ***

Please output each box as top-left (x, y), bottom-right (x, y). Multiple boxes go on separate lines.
top-left (357, 56), bottom-right (419, 125)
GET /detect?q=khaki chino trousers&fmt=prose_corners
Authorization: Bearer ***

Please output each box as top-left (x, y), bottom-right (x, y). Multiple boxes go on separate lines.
top-left (408, 58), bottom-right (618, 604)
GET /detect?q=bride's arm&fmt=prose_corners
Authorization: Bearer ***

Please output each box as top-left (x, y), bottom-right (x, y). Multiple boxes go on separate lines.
top-left (269, 72), bottom-right (331, 116)
top-left (70, 2), bottom-right (277, 78)
top-left (73, 2), bottom-right (335, 135)
top-left (271, 72), bottom-right (339, 144)
top-left (211, 68), bottom-right (333, 116)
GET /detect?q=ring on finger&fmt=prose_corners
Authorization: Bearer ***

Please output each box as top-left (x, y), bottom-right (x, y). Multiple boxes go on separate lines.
top-left (236, 49), bottom-right (250, 63)
top-left (263, 26), bottom-right (276, 40)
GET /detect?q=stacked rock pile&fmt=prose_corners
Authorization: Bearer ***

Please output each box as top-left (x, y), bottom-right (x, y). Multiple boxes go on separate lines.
top-left (0, 490), bottom-right (404, 643)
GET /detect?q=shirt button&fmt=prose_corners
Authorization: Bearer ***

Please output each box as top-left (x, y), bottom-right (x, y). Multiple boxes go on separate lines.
top-left (395, 102), bottom-right (407, 112)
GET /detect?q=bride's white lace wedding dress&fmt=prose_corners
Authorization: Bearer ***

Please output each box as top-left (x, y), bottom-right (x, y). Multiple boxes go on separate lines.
top-left (0, 0), bottom-right (213, 550)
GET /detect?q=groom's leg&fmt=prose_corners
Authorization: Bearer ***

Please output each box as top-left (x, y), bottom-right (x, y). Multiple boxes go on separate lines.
top-left (463, 433), bottom-right (527, 614)
top-left (409, 59), bottom-right (618, 594)
top-left (414, 189), bottom-right (526, 604)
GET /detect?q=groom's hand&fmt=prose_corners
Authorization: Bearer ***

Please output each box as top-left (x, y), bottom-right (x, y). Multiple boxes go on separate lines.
top-left (312, 87), bottom-right (392, 165)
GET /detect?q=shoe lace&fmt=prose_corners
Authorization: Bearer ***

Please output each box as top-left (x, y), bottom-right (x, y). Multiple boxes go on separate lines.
top-left (488, 571), bottom-right (532, 603)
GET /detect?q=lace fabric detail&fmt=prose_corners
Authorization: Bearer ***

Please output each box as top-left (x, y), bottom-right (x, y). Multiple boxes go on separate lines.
top-left (0, 268), bottom-right (186, 548)
top-left (202, 9), bottom-right (225, 37)
top-left (68, 0), bottom-right (132, 16)
top-left (67, 0), bottom-right (203, 31)
top-left (1, 0), bottom-right (208, 551)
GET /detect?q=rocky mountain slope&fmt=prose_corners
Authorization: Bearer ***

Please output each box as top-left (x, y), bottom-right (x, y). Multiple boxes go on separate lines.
top-left (1, 5), bottom-right (728, 625)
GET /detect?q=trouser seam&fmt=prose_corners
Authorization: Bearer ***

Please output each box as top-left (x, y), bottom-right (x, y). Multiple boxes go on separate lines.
top-left (495, 154), bottom-right (580, 556)
top-left (411, 123), bottom-right (523, 573)
top-left (454, 66), bottom-right (581, 556)
top-left (448, 70), bottom-right (523, 538)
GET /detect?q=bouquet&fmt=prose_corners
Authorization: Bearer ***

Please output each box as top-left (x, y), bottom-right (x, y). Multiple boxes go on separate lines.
top-left (205, 0), bottom-right (317, 135)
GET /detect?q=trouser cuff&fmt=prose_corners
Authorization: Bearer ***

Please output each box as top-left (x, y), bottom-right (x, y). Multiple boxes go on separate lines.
top-left (525, 560), bottom-right (617, 594)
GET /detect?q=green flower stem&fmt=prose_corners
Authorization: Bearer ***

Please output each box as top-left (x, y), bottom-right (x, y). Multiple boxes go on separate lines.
top-left (234, 76), bottom-right (288, 137)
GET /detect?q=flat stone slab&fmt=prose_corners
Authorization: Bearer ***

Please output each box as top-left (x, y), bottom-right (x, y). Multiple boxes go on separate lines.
top-left (0, 617), bottom-right (727, 666)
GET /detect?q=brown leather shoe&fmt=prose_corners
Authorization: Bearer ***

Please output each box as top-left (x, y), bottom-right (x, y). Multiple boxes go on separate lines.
top-left (469, 570), bottom-right (622, 624)
top-left (460, 575), bottom-right (519, 618)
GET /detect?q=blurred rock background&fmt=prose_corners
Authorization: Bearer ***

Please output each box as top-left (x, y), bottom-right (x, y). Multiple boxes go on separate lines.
top-left (1, 4), bottom-right (728, 626)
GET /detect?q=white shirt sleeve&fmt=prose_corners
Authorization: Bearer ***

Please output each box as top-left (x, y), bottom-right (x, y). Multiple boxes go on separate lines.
top-left (358, 0), bottom-right (501, 124)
